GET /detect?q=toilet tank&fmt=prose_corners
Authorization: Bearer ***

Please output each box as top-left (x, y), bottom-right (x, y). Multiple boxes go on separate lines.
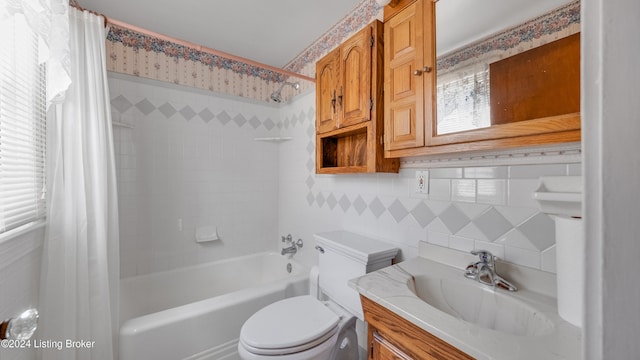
top-left (314, 231), bottom-right (398, 320)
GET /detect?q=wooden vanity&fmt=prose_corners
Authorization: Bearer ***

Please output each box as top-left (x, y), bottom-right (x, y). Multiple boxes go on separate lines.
top-left (362, 295), bottom-right (473, 359)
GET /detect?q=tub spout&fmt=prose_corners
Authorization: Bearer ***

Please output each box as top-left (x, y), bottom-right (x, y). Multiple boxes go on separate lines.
top-left (281, 245), bottom-right (298, 255)
top-left (280, 235), bottom-right (303, 256)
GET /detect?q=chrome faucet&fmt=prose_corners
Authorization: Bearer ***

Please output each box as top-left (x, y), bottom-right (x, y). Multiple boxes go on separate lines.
top-left (281, 234), bottom-right (303, 255)
top-left (464, 250), bottom-right (517, 292)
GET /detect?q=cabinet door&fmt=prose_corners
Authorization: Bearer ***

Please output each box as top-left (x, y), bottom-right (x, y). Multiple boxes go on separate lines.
top-left (339, 25), bottom-right (372, 128)
top-left (371, 332), bottom-right (416, 360)
top-left (316, 48), bottom-right (340, 134)
top-left (384, 0), bottom-right (425, 150)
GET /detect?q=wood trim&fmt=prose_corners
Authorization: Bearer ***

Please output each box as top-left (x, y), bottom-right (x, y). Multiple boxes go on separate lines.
top-left (362, 295), bottom-right (473, 359)
top-left (387, 0), bottom-right (402, 8)
top-left (386, 129), bottom-right (581, 158)
top-left (384, 0), bottom-right (418, 21)
top-left (316, 165), bottom-right (369, 174)
top-left (427, 113), bottom-right (581, 146)
top-left (371, 21), bottom-right (401, 173)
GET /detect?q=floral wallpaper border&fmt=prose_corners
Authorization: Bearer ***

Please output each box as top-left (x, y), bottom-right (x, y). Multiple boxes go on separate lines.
top-left (437, 0), bottom-right (580, 72)
top-left (106, 26), bottom-right (287, 83)
top-left (99, 0), bottom-right (578, 103)
top-left (283, 0), bottom-right (382, 75)
top-left (103, 0), bottom-right (382, 84)
top-left (101, 0), bottom-right (380, 102)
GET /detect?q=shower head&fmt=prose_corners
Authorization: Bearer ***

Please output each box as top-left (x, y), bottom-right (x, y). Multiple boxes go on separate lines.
top-left (270, 81), bottom-right (300, 103)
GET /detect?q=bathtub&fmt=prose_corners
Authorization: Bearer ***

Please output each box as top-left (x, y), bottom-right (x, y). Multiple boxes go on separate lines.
top-left (119, 252), bottom-right (309, 360)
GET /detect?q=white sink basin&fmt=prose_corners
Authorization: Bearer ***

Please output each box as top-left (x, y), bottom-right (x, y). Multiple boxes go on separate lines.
top-left (411, 275), bottom-right (555, 336)
top-left (349, 247), bottom-right (581, 360)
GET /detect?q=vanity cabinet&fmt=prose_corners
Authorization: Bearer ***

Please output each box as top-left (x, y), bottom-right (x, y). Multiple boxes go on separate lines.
top-left (361, 295), bottom-right (473, 360)
top-left (315, 21), bottom-right (399, 174)
top-left (382, 0), bottom-right (581, 158)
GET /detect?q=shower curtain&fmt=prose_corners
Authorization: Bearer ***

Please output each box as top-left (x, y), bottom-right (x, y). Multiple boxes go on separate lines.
top-left (38, 8), bottom-right (119, 360)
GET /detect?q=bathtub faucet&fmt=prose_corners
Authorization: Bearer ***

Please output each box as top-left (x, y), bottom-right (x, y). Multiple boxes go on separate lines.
top-left (281, 234), bottom-right (303, 255)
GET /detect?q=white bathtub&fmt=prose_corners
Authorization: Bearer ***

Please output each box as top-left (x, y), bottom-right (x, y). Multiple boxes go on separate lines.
top-left (119, 252), bottom-right (309, 360)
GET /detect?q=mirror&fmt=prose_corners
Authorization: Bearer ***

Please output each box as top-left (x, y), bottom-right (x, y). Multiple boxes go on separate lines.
top-left (435, 0), bottom-right (580, 135)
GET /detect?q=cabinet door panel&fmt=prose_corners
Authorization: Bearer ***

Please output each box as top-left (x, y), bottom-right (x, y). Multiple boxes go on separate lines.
top-left (340, 26), bottom-right (372, 128)
top-left (389, 104), bottom-right (419, 146)
top-left (316, 49), bottom-right (340, 134)
top-left (384, 1), bottom-right (425, 150)
top-left (372, 332), bottom-right (414, 360)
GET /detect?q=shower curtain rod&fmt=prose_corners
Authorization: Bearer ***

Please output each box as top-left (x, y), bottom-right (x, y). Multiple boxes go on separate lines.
top-left (70, 4), bottom-right (316, 83)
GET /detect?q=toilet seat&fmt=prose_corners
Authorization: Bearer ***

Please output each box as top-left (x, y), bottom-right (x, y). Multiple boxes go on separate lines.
top-left (239, 296), bottom-right (341, 356)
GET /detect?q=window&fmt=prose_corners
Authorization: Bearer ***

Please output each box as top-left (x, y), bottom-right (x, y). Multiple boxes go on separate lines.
top-left (437, 67), bottom-right (491, 135)
top-left (0, 13), bottom-right (47, 234)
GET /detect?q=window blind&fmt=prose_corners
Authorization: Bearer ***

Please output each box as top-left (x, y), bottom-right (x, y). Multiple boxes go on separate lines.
top-left (0, 14), bottom-right (47, 234)
top-left (436, 69), bottom-right (491, 135)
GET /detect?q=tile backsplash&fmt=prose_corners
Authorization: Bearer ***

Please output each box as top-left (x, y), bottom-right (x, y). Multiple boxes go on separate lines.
top-left (278, 91), bottom-right (581, 273)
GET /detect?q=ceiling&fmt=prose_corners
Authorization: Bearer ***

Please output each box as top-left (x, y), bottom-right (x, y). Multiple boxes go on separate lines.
top-left (79, 0), bottom-right (362, 68)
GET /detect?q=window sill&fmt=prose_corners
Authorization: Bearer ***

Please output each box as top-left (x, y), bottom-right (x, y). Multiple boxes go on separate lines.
top-left (0, 219), bottom-right (46, 245)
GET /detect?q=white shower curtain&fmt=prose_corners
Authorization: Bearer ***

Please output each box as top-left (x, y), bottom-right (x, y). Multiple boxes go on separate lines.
top-left (39, 8), bottom-right (119, 360)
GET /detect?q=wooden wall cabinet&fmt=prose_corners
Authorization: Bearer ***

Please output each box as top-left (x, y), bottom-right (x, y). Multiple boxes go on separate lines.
top-left (382, 0), bottom-right (581, 158)
top-left (383, 0), bottom-right (435, 152)
top-left (315, 21), bottom-right (399, 174)
top-left (362, 295), bottom-right (473, 360)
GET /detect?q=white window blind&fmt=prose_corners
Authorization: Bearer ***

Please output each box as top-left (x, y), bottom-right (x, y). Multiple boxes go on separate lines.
top-left (0, 14), bottom-right (47, 234)
top-left (437, 68), bottom-right (491, 135)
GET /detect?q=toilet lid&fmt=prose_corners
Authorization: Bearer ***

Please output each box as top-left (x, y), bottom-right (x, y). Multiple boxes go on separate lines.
top-left (240, 295), bottom-right (340, 355)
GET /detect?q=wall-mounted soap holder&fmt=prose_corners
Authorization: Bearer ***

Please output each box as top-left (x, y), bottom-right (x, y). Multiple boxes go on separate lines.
top-left (195, 225), bottom-right (221, 243)
top-left (533, 176), bottom-right (582, 217)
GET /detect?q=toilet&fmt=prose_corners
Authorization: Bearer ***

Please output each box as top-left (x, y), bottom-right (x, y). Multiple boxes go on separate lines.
top-left (238, 231), bottom-right (398, 360)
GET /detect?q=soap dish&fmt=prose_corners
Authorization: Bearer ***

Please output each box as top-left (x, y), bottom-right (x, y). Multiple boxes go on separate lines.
top-left (533, 176), bottom-right (582, 217)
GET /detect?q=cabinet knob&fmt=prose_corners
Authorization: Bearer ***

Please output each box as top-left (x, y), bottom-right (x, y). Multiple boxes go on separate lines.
top-left (413, 66), bottom-right (432, 76)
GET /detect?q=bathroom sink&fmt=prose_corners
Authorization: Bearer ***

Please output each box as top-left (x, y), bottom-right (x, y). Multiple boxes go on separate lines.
top-left (410, 275), bottom-right (554, 336)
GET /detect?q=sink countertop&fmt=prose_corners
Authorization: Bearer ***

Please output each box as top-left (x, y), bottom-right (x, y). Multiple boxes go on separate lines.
top-left (349, 255), bottom-right (581, 360)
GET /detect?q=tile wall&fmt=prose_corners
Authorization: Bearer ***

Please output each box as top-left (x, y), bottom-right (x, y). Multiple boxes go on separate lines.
top-left (278, 91), bottom-right (581, 273)
top-left (109, 73), bottom-right (581, 278)
top-left (109, 74), bottom-right (282, 278)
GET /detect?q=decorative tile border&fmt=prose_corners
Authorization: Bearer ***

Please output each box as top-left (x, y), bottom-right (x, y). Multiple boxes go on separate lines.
top-left (280, 94), bottom-right (563, 271)
top-left (110, 93), bottom-right (277, 130)
top-left (437, 0), bottom-right (580, 72)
